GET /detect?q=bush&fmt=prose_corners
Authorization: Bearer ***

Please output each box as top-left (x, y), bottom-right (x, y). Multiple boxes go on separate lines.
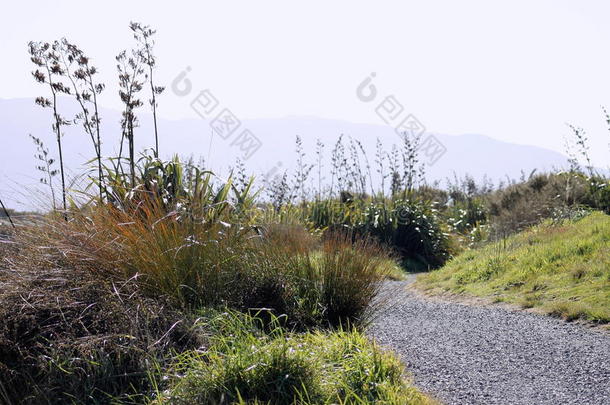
top-left (444, 197), bottom-right (487, 235)
top-left (354, 199), bottom-right (454, 270)
top-left (486, 172), bottom-right (589, 237)
top-left (583, 176), bottom-right (610, 214)
top-left (304, 198), bottom-right (454, 270)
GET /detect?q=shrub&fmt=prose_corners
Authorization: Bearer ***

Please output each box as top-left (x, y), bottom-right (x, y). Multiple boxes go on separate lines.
top-left (444, 197), bottom-right (487, 235)
top-left (354, 199), bottom-right (454, 270)
top-left (304, 198), bottom-right (454, 270)
top-left (486, 172), bottom-right (589, 237)
top-left (583, 176), bottom-right (610, 214)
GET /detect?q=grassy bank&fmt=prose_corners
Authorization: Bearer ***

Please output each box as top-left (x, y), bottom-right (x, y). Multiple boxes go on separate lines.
top-left (416, 211), bottom-right (610, 323)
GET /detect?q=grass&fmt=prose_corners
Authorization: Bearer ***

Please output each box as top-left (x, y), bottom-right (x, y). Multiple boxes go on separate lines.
top-left (13, 26), bottom-right (610, 401)
top-left (1, 155), bottom-right (420, 403)
top-left (378, 256), bottom-right (407, 280)
top-left (0, 265), bottom-right (202, 404)
top-left (416, 211), bottom-right (610, 323)
top-left (1, 220), bottom-right (407, 404)
top-left (153, 311), bottom-right (434, 405)
top-left (16, 202), bottom-right (391, 329)
top-left (15, 151), bottom-right (610, 403)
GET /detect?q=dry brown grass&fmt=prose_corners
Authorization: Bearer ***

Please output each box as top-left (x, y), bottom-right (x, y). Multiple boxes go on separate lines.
top-left (0, 262), bottom-right (202, 404)
top-left (9, 202), bottom-right (391, 329)
top-left (0, 213), bottom-right (205, 403)
top-left (259, 222), bottom-right (320, 254)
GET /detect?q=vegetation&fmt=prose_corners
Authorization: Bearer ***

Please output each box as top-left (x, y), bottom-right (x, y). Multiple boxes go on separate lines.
top-left (155, 311), bottom-right (434, 405)
top-left (0, 21), bottom-right (442, 403)
top-left (417, 212), bottom-right (610, 323)
top-left (302, 197), bottom-right (454, 270)
top-left (411, 109), bottom-right (610, 326)
top-left (19, 196), bottom-right (390, 329)
top-left (0, 264), bottom-right (200, 404)
top-left (28, 40), bottom-right (70, 212)
top-left (5, 19), bottom-right (610, 404)
top-left (0, 155), bottom-right (429, 403)
top-left (0, 197), bottom-right (15, 229)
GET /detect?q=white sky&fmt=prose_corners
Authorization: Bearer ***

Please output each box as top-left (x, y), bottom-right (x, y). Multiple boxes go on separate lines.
top-left (2, 0), bottom-right (610, 165)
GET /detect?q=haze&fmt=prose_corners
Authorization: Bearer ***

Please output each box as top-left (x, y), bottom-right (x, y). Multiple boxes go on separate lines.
top-left (2, 0), bottom-right (610, 166)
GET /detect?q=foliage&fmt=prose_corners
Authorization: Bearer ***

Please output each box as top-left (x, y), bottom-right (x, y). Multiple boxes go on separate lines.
top-left (582, 175), bottom-right (610, 214)
top-left (103, 153), bottom-right (256, 221)
top-left (302, 197), bottom-right (454, 270)
top-left (19, 20), bottom-right (610, 405)
top-left (485, 172), bottom-right (590, 238)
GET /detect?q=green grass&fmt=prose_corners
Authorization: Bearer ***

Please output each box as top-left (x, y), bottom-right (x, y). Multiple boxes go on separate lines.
top-left (416, 211), bottom-right (610, 323)
top-left (153, 311), bottom-right (434, 405)
top-left (379, 257), bottom-right (408, 281)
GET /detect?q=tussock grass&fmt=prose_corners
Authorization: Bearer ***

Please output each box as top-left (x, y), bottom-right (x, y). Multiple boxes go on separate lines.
top-left (154, 311), bottom-right (435, 405)
top-left (1, 209), bottom-right (397, 403)
top-left (417, 211), bottom-right (610, 323)
top-left (0, 154), bottom-right (424, 403)
top-left (14, 199), bottom-right (390, 329)
top-left (0, 265), bottom-right (201, 404)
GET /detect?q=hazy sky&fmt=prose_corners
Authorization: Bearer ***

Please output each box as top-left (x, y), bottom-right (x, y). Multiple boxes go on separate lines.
top-left (3, 0), bottom-right (610, 165)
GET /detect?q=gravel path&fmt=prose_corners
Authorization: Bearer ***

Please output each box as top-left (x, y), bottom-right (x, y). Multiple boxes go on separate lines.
top-left (368, 276), bottom-right (610, 405)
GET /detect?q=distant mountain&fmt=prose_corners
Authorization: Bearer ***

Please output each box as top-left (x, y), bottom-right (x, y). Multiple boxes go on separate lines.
top-left (0, 97), bottom-right (570, 210)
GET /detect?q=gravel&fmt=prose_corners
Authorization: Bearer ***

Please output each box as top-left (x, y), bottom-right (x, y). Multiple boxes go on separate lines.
top-left (367, 277), bottom-right (610, 405)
